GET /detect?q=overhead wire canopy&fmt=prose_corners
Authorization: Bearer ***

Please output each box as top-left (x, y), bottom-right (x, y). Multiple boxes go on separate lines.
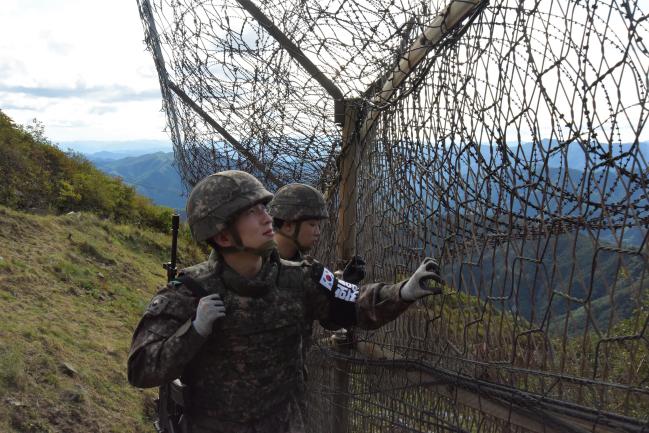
top-left (139, 0), bottom-right (648, 235)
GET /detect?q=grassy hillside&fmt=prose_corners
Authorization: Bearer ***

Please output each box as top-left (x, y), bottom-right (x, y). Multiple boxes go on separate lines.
top-left (0, 111), bottom-right (173, 232)
top-left (0, 206), bottom-right (205, 433)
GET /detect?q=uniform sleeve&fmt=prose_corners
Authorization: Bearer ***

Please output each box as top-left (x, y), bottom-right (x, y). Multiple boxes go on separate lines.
top-left (304, 262), bottom-right (413, 330)
top-left (127, 284), bottom-right (207, 388)
top-left (354, 281), bottom-right (414, 329)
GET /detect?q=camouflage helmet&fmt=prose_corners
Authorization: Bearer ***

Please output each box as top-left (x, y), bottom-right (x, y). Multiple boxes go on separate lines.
top-left (187, 170), bottom-right (273, 242)
top-left (268, 183), bottom-right (329, 221)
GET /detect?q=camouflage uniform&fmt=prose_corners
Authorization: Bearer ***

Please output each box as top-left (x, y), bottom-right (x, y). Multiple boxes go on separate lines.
top-left (128, 250), bottom-right (410, 432)
top-left (268, 182), bottom-right (350, 367)
top-left (127, 171), bottom-right (413, 433)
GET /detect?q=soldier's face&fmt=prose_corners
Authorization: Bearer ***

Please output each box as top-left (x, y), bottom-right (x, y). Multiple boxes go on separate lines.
top-left (233, 203), bottom-right (275, 248)
top-left (296, 219), bottom-right (321, 250)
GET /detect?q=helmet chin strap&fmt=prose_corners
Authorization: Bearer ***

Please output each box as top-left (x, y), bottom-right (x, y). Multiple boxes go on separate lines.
top-left (218, 228), bottom-right (278, 258)
top-left (276, 221), bottom-right (310, 253)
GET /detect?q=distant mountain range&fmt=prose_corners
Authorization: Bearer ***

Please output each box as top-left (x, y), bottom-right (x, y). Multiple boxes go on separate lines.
top-left (61, 139), bottom-right (172, 157)
top-left (83, 138), bottom-right (648, 230)
top-left (519, 139), bottom-right (649, 169)
top-left (88, 151), bottom-right (187, 212)
top-left (81, 140), bottom-right (646, 336)
top-left (86, 149), bottom-right (166, 161)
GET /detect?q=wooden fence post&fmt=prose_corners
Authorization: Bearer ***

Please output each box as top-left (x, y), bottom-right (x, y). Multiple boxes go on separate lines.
top-left (332, 329), bottom-right (353, 433)
top-left (336, 99), bottom-right (360, 268)
top-left (331, 98), bottom-right (360, 433)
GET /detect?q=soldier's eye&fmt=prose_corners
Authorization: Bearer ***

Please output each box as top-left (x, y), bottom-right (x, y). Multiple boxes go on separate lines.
top-left (246, 204), bottom-right (267, 217)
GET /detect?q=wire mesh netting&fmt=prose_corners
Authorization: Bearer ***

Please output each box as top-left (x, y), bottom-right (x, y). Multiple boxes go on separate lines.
top-left (138, 0), bottom-right (649, 430)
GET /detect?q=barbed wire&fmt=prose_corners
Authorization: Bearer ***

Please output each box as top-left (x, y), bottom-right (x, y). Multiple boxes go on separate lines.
top-left (138, 0), bottom-right (649, 430)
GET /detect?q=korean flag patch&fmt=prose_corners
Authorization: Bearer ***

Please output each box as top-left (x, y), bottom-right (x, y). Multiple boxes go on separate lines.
top-left (319, 267), bottom-right (335, 291)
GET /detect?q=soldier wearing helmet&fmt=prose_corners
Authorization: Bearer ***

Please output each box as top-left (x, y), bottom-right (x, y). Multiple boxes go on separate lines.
top-left (127, 170), bottom-right (445, 433)
top-left (269, 183), bottom-right (366, 284)
top-left (268, 183), bottom-right (328, 261)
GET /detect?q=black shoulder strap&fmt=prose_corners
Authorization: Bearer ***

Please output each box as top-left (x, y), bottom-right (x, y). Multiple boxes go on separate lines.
top-left (175, 275), bottom-right (209, 298)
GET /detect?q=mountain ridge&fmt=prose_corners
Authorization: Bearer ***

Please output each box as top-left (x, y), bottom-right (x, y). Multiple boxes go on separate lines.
top-left (91, 152), bottom-right (187, 213)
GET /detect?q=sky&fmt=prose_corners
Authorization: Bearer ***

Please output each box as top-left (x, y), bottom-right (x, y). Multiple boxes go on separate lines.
top-left (0, 0), bottom-right (170, 149)
top-left (1, 0), bottom-right (647, 152)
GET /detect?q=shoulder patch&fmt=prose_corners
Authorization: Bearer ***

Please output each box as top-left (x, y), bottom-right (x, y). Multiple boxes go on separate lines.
top-left (145, 295), bottom-right (169, 316)
top-left (319, 267), bottom-right (335, 291)
top-left (312, 265), bottom-right (359, 303)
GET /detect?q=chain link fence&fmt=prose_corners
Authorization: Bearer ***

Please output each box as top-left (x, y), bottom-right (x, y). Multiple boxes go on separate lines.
top-left (138, 0), bottom-right (649, 430)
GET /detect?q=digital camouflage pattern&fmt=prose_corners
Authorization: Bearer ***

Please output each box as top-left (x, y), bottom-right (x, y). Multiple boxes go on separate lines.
top-left (127, 250), bottom-right (412, 433)
top-left (187, 170), bottom-right (273, 242)
top-left (268, 183), bottom-right (328, 222)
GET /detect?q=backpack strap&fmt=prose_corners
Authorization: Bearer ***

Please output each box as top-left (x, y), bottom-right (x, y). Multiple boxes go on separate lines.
top-left (172, 275), bottom-right (209, 298)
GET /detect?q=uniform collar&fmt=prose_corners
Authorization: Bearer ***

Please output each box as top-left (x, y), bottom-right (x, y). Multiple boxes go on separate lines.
top-left (218, 249), bottom-right (280, 298)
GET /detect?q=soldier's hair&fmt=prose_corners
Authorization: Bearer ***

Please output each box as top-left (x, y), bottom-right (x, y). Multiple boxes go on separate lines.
top-left (272, 218), bottom-right (286, 230)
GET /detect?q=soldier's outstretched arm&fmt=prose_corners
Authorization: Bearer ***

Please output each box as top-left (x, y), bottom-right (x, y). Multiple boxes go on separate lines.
top-left (127, 283), bottom-right (207, 388)
top-left (304, 257), bottom-right (444, 330)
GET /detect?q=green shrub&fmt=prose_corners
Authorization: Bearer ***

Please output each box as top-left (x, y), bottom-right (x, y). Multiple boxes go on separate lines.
top-left (0, 111), bottom-right (174, 232)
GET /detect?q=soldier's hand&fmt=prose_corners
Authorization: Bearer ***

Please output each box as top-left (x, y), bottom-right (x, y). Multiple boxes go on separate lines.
top-left (192, 294), bottom-right (226, 337)
top-left (400, 257), bottom-right (444, 301)
top-left (342, 255), bottom-right (366, 284)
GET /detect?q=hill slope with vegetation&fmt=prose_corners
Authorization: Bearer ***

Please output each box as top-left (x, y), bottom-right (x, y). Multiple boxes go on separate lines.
top-left (0, 111), bottom-right (172, 232)
top-left (0, 110), bottom-right (205, 432)
top-left (0, 206), bottom-right (204, 432)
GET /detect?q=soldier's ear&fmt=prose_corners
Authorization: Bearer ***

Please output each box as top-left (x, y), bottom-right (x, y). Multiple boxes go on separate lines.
top-left (213, 231), bottom-right (234, 248)
top-left (281, 221), bottom-right (295, 235)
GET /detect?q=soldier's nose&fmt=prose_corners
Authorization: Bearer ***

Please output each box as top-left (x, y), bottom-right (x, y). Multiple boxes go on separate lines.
top-left (261, 208), bottom-right (272, 223)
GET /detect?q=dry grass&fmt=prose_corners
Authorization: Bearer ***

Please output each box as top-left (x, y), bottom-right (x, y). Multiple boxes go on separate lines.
top-left (0, 206), bottom-right (204, 433)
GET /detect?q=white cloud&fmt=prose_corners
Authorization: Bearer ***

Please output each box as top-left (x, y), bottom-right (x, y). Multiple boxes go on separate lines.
top-left (0, 0), bottom-right (168, 142)
top-left (1, 0), bottom-right (647, 145)
top-left (89, 105), bottom-right (119, 115)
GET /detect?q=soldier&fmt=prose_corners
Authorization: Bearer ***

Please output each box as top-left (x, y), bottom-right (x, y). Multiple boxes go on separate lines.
top-left (268, 183), bottom-right (365, 282)
top-left (127, 170), bottom-right (444, 433)
top-left (268, 182), bottom-right (363, 385)
top-left (268, 183), bottom-right (327, 261)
